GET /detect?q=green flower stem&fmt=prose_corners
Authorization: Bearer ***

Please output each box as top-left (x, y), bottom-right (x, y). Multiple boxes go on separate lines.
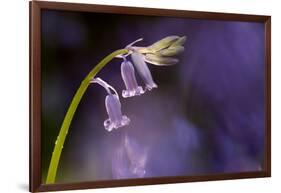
top-left (46, 49), bottom-right (128, 184)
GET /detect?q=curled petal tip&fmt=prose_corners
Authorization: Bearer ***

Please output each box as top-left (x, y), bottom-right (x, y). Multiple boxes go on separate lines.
top-left (122, 86), bottom-right (144, 98)
top-left (104, 119), bottom-right (114, 132)
top-left (104, 116), bottom-right (130, 132)
top-left (145, 82), bottom-right (158, 91)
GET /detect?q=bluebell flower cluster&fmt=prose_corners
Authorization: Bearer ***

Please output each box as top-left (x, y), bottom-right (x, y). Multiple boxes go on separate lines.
top-left (91, 36), bottom-right (186, 131)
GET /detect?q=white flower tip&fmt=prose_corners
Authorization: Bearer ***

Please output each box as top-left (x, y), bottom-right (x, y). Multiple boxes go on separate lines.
top-left (145, 83), bottom-right (158, 91)
top-left (104, 119), bottom-right (114, 132)
top-left (122, 86), bottom-right (144, 98)
top-left (104, 116), bottom-right (130, 132)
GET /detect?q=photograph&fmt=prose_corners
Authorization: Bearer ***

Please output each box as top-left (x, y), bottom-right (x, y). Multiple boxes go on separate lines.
top-left (41, 8), bottom-right (266, 184)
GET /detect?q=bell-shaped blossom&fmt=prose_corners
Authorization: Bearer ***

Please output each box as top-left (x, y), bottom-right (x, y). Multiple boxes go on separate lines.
top-left (90, 77), bottom-right (130, 131)
top-left (104, 94), bottom-right (130, 132)
top-left (130, 51), bottom-right (158, 91)
top-left (121, 58), bottom-right (144, 98)
top-left (88, 36), bottom-right (186, 131)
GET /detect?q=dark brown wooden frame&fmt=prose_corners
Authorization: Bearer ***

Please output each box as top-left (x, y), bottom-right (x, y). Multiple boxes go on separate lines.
top-left (30, 0), bottom-right (271, 192)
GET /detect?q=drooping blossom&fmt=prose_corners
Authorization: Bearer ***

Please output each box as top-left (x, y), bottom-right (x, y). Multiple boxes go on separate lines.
top-left (120, 57), bottom-right (144, 98)
top-left (130, 51), bottom-right (158, 91)
top-left (90, 77), bottom-right (130, 131)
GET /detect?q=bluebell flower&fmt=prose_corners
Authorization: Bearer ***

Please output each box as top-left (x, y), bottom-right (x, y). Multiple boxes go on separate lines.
top-left (91, 36), bottom-right (186, 129)
top-left (121, 58), bottom-right (144, 98)
top-left (104, 94), bottom-right (130, 131)
top-left (90, 78), bottom-right (130, 131)
top-left (130, 51), bottom-right (158, 91)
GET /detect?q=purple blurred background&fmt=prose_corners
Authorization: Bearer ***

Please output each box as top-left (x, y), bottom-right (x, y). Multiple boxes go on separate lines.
top-left (41, 9), bottom-right (265, 183)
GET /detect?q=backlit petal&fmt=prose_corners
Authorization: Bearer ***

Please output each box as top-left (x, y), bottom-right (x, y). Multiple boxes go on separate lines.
top-left (131, 51), bottom-right (157, 91)
top-left (104, 94), bottom-right (130, 131)
top-left (121, 60), bottom-right (144, 98)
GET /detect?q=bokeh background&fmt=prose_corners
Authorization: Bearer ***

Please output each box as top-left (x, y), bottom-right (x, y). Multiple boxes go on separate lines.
top-left (41, 9), bottom-right (265, 183)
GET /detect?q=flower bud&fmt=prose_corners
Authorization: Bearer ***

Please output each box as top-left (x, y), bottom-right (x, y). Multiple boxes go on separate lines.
top-left (148, 36), bottom-right (179, 52)
top-left (159, 46), bottom-right (185, 57)
top-left (145, 53), bottom-right (179, 66)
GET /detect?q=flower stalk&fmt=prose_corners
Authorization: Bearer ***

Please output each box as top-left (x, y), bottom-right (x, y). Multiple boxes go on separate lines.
top-left (46, 49), bottom-right (128, 184)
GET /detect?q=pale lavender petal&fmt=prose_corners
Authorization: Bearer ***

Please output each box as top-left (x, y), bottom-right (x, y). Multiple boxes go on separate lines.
top-left (131, 51), bottom-right (158, 91)
top-left (121, 60), bottom-right (144, 98)
top-left (104, 94), bottom-right (130, 131)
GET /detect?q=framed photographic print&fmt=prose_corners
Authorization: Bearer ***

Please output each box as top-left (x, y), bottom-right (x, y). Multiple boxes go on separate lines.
top-left (30, 0), bottom-right (271, 192)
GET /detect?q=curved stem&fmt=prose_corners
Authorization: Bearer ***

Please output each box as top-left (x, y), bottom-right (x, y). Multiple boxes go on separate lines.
top-left (46, 49), bottom-right (128, 184)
